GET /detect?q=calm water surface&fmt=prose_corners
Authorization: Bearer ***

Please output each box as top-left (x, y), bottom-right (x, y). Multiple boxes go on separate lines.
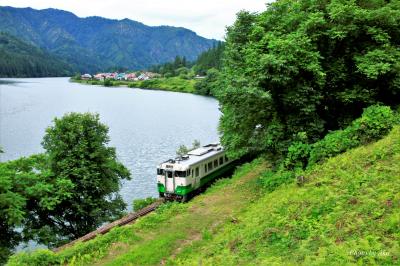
top-left (0, 78), bottom-right (220, 210)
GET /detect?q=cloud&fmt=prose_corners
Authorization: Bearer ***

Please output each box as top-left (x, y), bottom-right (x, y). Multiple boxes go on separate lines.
top-left (0, 0), bottom-right (272, 39)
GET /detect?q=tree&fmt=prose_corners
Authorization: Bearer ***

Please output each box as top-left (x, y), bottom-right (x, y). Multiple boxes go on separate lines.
top-left (0, 154), bottom-right (73, 264)
top-left (0, 113), bottom-right (130, 263)
top-left (218, 1), bottom-right (400, 159)
top-left (194, 68), bottom-right (221, 96)
top-left (176, 145), bottom-right (189, 157)
top-left (192, 140), bottom-right (201, 149)
top-left (31, 112), bottom-right (131, 246)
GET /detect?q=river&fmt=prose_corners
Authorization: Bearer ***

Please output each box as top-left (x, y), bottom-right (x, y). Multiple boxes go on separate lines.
top-left (0, 77), bottom-right (220, 210)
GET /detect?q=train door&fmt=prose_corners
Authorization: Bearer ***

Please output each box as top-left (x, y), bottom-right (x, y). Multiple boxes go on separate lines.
top-left (165, 170), bottom-right (175, 193)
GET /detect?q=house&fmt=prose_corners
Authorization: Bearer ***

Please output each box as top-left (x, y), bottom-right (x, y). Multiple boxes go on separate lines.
top-left (138, 73), bottom-right (150, 81)
top-left (81, 74), bottom-right (92, 80)
top-left (116, 73), bottom-right (126, 80)
top-left (144, 72), bottom-right (161, 79)
top-left (94, 73), bottom-right (105, 81)
top-left (106, 73), bottom-right (117, 79)
top-left (126, 73), bottom-right (137, 81)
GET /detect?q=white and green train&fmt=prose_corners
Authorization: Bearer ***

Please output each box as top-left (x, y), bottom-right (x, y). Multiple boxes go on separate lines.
top-left (157, 143), bottom-right (235, 201)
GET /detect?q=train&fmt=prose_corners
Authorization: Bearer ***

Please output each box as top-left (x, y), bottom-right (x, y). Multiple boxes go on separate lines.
top-left (156, 143), bottom-right (235, 202)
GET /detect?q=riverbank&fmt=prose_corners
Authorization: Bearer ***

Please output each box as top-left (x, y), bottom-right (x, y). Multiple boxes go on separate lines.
top-left (70, 77), bottom-right (198, 94)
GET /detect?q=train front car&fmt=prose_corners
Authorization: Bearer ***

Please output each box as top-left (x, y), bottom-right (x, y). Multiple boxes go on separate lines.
top-left (157, 158), bottom-right (192, 201)
top-left (156, 143), bottom-right (233, 202)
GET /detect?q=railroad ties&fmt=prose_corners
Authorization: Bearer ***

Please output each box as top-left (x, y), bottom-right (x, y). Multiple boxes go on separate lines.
top-left (53, 199), bottom-right (165, 252)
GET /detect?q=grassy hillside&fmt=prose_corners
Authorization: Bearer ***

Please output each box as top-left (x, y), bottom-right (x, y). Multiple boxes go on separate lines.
top-left (176, 126), bottom-right (400, 265)
top-left (8, 127), bottom-right (399, 265)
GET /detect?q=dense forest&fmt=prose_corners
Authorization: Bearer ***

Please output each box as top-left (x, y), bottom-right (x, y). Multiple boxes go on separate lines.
top-left (148, 42), bottom-right (225, 95)
top-left (217, 0), bottom-right (400, 161)
top-left (0, 32), bottom-right (73, 77)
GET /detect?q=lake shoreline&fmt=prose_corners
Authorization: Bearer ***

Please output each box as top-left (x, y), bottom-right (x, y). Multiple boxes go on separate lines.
top-left (70, 76), bottom-right (200, 94)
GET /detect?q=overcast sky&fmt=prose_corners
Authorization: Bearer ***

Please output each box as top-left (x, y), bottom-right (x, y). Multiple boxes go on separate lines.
top-left (0, 0), bottom-right (273, 40)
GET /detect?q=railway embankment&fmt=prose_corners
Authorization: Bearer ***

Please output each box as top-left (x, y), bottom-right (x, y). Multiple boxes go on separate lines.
top-left (8, 126), bottom-right (400, 265)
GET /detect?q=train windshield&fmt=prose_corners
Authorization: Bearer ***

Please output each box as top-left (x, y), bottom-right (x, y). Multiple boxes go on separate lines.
top-left (174, 171), bottom-right (186, 177)
top-left (157, 168), bottom-right (164, 175)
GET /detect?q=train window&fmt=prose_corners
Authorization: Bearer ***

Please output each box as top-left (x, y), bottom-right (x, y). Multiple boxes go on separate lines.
top-left (175, 171), bottom-right (186, 177)
top-left (214, 159), bottom-right (218, 168)
top-left (219, 157), bottom-right (223, 165)
top-left (167, 171), bottom-right (173, 178)
top-left (204, 164), bottom-right (207, 173)
top-left (157, 168), bottom-right (164, 175)
top-left (187, 169), bottom-right (190, 176)
top-left (196, 167), bottom-right (199, 177)
top-left (208, 162), bottom-right (213, 171)
top-left (192, 169), bottom-right (194, 177)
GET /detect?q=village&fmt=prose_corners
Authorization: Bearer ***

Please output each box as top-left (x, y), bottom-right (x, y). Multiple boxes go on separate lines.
top-left (80, 71), bottom-right (161, 81)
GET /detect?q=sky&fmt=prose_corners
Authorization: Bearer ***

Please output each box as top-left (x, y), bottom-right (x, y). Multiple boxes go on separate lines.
top-left (0, 0), bottom-right (273, 40)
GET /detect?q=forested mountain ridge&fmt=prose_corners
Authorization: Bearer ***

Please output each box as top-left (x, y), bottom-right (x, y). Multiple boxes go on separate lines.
top-left (0, 32), bottom-right (73, 77)
top-left (0, 6), bottom-right (217, 73)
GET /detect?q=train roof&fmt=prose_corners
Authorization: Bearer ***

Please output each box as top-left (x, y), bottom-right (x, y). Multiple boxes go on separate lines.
top-left (160, 143), bottom-right (224, 168)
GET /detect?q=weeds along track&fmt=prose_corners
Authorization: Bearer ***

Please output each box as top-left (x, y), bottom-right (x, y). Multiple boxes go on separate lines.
top-left (54, 199), bottom-right (165, 252)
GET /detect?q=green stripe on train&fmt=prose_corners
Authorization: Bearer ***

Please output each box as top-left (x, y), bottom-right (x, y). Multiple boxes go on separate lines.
top-left (157, 183), bottom-right (165, 193)
top-left (199, 162), bottom-right (235, 187)
top-left (177, 163), bottom-right (236, 196)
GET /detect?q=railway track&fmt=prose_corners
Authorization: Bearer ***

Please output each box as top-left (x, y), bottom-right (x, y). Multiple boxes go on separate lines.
top-left (53, 199), bottom-right (164, 252)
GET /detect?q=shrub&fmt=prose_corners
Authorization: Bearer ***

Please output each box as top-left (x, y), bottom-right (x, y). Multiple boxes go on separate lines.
top-left (308, 105), bottom-right (396, 167)
top-left (132, 197), bottom-right (157, 211)
top-left (260, 170), bottom-right (296, 193)
top-left (308, 129), bottom-right (360, 167)
top-left (284, 132), bottom-right (311, 170)
top-left (351, 105), bottom-right (396, 143)
top-left (7, 249), bottom-right (60, 266)
top-left (103, 79), bottom-right (113, 87)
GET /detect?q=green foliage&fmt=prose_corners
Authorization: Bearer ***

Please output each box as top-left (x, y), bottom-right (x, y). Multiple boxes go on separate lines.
top-left (127, 77), bottom-right (197, 93)
top-left (219, 0), bottom-right (400, 159)
top-left (176, 145), bottom-right (189, 157)
top-left (193, 42), bottom-right (225, 75)
top-left (7, 226), bottom-right (141, 266)
top-left (194, 68), bottom-right (221, 96)
top-left (0, 154), bottom-right (73, 264)
top-left (103, 79), bottom-right (114, 87)
top-left (38, 112), bottom-right (130, 245)
top-left (132, 197), bottom-right (157, 211)
top-left (0, 32), bottom-right (73, 77)
top-left (192, 139), bottom-right (201, 149)
top-left (148, 56), bottom-right (192, 77)
top-left (1, 112), bottom-right (131, 264)
top-left (260, 169), bottom-right (296, 193)
top-left (283, 105), bottom-right (397, 170)
top-left (284, 133), bottom-right (312, 170)
top-left (308, 105), bottom-right (397, 167)
top-left (176, 140), bottom-right (202, 157)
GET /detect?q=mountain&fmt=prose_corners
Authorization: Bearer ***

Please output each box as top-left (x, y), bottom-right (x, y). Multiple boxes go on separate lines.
top-left (0, 6), bottom-right (217, 73)
top-left (0, 32), bottom-right (74, 77)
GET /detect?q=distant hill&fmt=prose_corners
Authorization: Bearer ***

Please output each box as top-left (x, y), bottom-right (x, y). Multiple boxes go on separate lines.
top-left (0, 6), bottom-right (217, 73)
top-left (0, 32), bottom-right (73, 77)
